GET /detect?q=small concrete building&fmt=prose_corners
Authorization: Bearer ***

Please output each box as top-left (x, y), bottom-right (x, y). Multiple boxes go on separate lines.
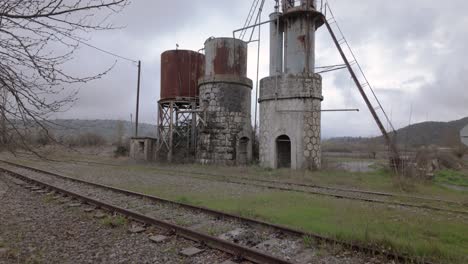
top-left (130, 137), bottom-right (157, 161)
top-left (259, 1), bottom-right (323, 170)
top-left (197, 37), bottom-right (253, 165)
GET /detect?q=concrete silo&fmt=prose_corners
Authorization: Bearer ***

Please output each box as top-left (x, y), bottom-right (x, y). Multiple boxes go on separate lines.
top-left (197, 37), bottom-right (253, 165)
top-left (259, 0), bottom-right (324, 169)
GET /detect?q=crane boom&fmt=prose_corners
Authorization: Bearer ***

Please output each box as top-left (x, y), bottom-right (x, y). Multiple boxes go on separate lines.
top-left (321, 15), bottom-right (401, 168)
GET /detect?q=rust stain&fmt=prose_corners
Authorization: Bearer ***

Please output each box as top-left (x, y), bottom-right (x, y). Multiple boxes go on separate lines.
top-left (211, 39), bottom-right (247, 76)
top-left (161, 50), bottom-right (204, 100)
top-left (297, 35), bottom-right (306, 49)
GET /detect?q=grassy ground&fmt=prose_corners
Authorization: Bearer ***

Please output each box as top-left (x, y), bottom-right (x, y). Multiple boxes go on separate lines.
top-left (2, 148), bottom-right (468, 263)
top-left (128, 162), bottom-right (468, 204)
top-left (435, 169), bottom-right (468, 187)
top-left (132, 185), bottom-right (468, 264)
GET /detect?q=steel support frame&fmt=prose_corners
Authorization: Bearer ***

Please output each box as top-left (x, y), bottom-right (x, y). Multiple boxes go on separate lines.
top-left (157, 100), bottom-right (197, 162)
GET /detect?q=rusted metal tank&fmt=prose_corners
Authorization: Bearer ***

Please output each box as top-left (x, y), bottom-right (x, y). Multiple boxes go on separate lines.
top-left (160, 50), bottom-right (205, 100)
top-left (204, 38), bottom-right (247, 77)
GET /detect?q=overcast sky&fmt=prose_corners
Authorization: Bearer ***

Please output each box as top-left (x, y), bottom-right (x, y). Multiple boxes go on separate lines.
top-left (56, 0), bottom-right (468, 138)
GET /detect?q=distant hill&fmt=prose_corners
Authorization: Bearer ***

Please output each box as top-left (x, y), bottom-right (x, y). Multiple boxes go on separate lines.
top-left (325, 117), bottom-right (468, 148)
top-left (386, 117), bottom-right (468, 147)
top-left (47, 119), bottom-right (157, 143)
top-left (43, 117), bottom-right (468, 147)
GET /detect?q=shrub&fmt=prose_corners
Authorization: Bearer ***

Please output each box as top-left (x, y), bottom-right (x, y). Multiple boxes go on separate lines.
top-left (452, 145), bottom-right (467, 159)
top-left (114, 145), bottom-right (128, 157)
top-left (77, 133), bottom-right (106, 146)
top-left (65, 133), bottom-right (106, 147)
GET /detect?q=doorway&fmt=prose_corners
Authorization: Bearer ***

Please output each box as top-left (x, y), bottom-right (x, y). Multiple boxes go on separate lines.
top-left (238, 137), bottom-right (249, 165)
top-left (276, 135), bottom-right (291, 168)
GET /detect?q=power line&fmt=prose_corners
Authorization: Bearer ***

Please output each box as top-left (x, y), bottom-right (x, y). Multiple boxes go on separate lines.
top-left (67, 34), bottom-right (138, 64)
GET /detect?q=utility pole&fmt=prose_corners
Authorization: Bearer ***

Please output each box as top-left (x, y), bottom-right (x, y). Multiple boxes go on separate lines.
top-left (135, 60), bottom-right (141, 137)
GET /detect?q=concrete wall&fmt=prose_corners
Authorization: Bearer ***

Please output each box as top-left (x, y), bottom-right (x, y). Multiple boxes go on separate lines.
top-left (130, 138), bottom-right (156, 161)
top-left (259, 74), bottom-right (322, 169)
top-left (269, 12), bottom-right (283, 76)
top-left (197, 78), bottom-right (253, 165)
top-left (259, 4), bottom-right (323, 170)
top-left (197, 77), bottom-right (252, 165)
top-left (196, 37), bottom-right (253, 166)
top-left (283, 14), bottom-right (316, 74)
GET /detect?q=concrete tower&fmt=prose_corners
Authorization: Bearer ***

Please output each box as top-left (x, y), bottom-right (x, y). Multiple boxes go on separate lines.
top-left (259, 0), bottom-right (323, 170)
top-left (197, 37), bottom-right (253, 165)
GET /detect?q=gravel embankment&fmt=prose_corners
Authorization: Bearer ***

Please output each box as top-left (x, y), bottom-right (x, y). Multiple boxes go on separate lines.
top-left (0, 174), bottom-right (230, 264)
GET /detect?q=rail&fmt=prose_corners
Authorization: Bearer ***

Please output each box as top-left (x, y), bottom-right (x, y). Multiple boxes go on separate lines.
top-left (1, 167), bottom-right (292, 264)
top-left (0, 160), bottom-right (435, 264)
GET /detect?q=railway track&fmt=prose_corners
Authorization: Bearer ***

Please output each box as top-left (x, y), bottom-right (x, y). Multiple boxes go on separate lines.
top-left (0, 175), bottom-right (232, 264)
top-left (173, 171), bottom-right (468, 216)
top-left (53, 159), bottom-right (467, 215)
top-left (183, 170), bottom-right (465, 207)
top-left (8, 157), bottom-right (466, 213)
top-left (0, 161), bottom-right (432, 264)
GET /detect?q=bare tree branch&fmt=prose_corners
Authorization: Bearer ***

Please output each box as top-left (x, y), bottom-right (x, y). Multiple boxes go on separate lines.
top-left (0, 0), bottom-right (130, 154)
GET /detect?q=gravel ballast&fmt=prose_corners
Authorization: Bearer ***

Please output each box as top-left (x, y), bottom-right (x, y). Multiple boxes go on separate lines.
top-left (0, 165), bottom-right (392, 264)
top-left (0, 174), bottom-right (230, 264)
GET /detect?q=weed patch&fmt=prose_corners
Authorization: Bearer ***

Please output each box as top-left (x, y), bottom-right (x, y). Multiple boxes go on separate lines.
top-left (100, 215), bottom-right (127, 228)
top-left (302, 235), bottom-right (315, 248)
top-left (435, 170), bottom-right (468, 187)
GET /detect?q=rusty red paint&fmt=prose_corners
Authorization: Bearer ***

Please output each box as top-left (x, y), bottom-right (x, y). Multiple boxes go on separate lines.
top-left (206, 38), bottom-right (247, 77)
top-left (160, 50), bottom-right (205, 100)
top-left (297, 35), bottom-right (306, 49)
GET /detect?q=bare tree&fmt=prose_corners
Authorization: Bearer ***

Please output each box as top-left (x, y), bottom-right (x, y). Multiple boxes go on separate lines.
top-left (0, 0), bottom-right (129, 153)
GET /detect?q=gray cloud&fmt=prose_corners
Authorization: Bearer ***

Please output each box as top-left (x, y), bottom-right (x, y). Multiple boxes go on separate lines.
top-left (53, 0), bottom-right (467, 138)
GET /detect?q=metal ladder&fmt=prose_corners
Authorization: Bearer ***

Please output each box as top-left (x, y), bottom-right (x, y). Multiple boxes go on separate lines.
top-left (321, 2), bottom-right (400, 162)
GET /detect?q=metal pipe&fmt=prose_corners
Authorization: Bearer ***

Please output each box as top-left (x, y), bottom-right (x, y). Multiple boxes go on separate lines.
top-left (276, 109), bottom-right (359, 113)
top-left (248, 0), bottom-right (266, 42)
top-left (254, 5), bottom-right (263, 135)
top-left (168, 102), bottom-right (174, 163)
top-left (233, 18), bottom-right (276, 37)
top-left (269, 12), bottom-right (283, 75)
top-left (274, 10), bottom-right (281, 112)
top-left (315, 65), bottom-right (347, 74)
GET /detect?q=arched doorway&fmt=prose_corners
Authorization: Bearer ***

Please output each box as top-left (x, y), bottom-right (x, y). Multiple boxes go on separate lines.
top-left (238, 137), bottom-right (249, 166)
top-left (276, 135), bottom-right (291, 168)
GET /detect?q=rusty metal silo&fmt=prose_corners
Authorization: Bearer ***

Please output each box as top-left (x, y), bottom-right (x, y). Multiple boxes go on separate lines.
top-left (157, 50), bottom-right (205, 163)
top-left (160, 50), bottom-right (204, 100)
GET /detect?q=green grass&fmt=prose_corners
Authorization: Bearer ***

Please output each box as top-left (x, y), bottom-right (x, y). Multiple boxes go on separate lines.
top-left (128, 162), bottom-right (468, 203)
top-left (7, 153), bottom-right (468, 263)
top-left (302, 235), bottom-right (315, 248)
top-left (100, 215), bottom-right (127, 228)
top-left (435, 169), bottom-right (468, 187)
top-left (132, 188), bottom-right (468, 264)
top-left (4, 248), bottom-right (19, 260)
top-left (42, 194), bottom-right (56, 204)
